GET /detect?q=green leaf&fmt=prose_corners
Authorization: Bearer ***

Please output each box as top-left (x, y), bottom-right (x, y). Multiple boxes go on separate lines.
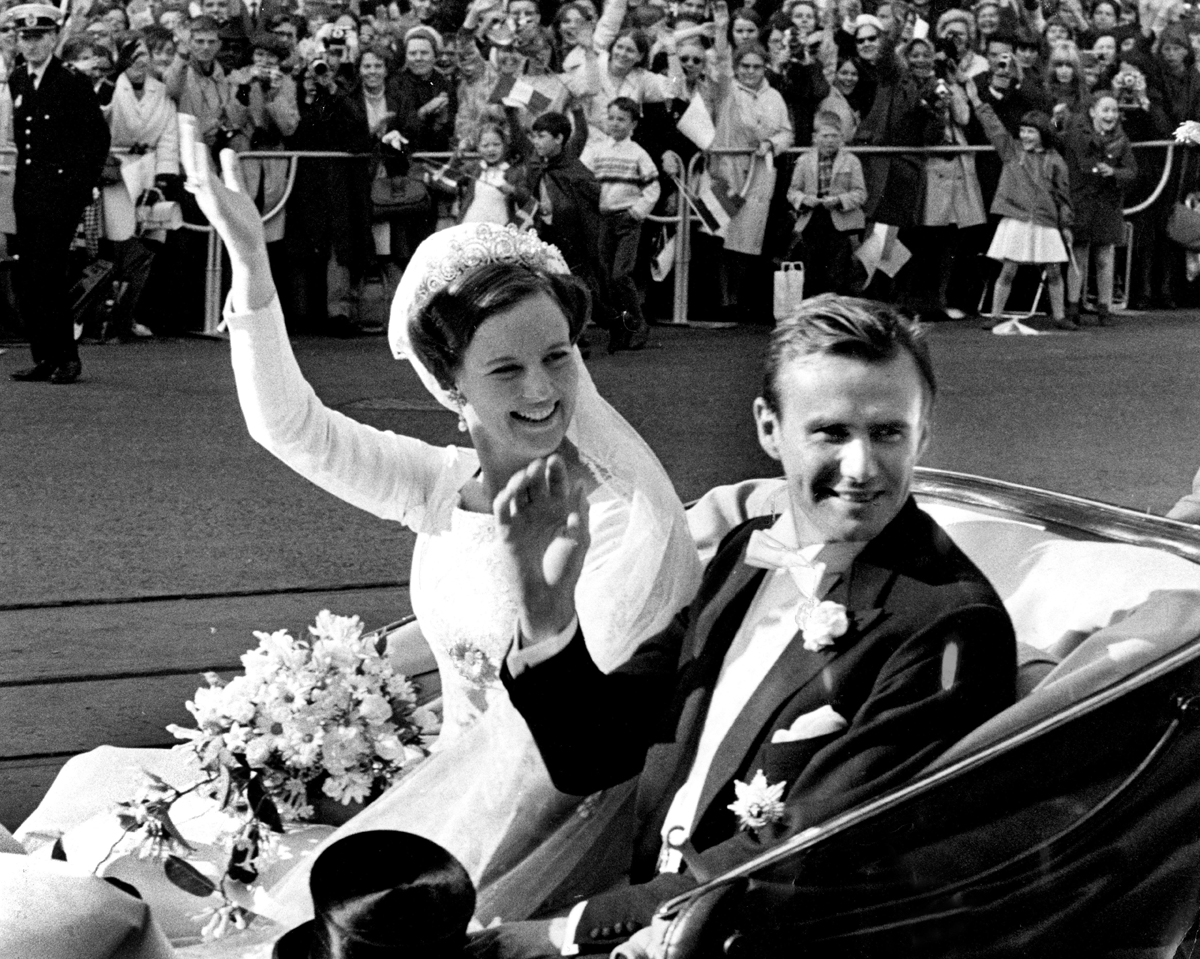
top-left (159, 810), bottom-right (196, 853)
top-left (164, 856), bottom-right (218, 898)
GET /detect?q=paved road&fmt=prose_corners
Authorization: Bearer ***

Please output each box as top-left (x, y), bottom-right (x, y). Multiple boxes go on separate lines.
top-left (3, 308), bottom-right (1200, 826)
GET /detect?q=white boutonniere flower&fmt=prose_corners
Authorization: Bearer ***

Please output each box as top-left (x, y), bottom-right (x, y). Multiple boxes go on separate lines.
top-left (728, 769), bottom-right (787, 832)
top-left (801, 600), bottom-right (849, 652)
top-left (1175, 120), bottom-right (1200, 145)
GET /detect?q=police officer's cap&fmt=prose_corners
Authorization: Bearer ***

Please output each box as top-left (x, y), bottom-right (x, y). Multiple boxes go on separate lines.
top-left (5, 3), bottom-right (63, 32)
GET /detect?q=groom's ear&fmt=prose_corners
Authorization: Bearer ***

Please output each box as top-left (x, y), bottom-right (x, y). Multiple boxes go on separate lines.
top-left (753, 397), bottom-right (783, 463)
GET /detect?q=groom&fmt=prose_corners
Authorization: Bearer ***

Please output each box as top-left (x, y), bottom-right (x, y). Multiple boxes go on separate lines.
top-left (478, 295), bottom-right (1017, 957)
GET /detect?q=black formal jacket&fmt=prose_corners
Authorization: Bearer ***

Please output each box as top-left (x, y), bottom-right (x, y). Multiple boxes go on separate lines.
top-left (503, 498), bottom-right (1017, 951)
top-left (10, 56), bottom-right (110, 211)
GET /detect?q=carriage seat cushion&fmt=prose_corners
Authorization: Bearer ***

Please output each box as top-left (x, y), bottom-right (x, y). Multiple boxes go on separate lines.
top-left (0, 853), bottom-right (174, 959)
top-left (928, 588), bottom-right (1200, 772)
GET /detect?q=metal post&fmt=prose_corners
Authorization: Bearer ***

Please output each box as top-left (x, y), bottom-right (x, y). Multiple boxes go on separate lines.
top-left (671, 168), bottom-right (690, 326)
top-left (203, 229), bottom-right (224, 336)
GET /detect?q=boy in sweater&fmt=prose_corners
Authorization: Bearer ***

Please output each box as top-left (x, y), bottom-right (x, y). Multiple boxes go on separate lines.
top-left (581, 97), bottom-right (661, 352)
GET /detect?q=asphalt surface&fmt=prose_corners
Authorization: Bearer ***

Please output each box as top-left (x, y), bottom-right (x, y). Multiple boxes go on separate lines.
top-left (3, 307), bottom-right (1200, 826)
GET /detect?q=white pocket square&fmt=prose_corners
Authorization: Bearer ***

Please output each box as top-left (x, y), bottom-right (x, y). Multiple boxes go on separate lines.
top-left (771, 705), bottom-right (849, 743)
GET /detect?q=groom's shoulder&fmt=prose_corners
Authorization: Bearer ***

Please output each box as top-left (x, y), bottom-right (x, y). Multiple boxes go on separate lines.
top-left (867, 499), bottom-right (1008, 613)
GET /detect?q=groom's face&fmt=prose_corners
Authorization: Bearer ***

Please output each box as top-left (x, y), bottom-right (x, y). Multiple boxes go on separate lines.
top-left (754, 349), bottom-right (930, 546)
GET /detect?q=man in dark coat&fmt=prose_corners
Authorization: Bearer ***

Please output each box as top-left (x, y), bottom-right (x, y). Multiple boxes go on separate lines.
top-left (8, 3), bottom-right (110, 384)
top-left (470, 295), bottom-right (1017, 958)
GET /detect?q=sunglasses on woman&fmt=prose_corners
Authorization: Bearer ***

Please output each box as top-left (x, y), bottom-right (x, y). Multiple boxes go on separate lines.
top-left (857, 32), bottom-right (879, 42)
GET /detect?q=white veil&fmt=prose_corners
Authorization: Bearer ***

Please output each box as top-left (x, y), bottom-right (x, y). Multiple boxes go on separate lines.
top-left (388, 223), bottom-right (701, 669)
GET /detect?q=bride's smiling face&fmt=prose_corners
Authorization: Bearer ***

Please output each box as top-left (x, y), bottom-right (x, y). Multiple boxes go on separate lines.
top-left (455, 293), bottom-right (579, 474)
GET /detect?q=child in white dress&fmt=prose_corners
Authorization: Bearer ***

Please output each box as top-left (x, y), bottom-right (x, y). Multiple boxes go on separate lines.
top-left (965, 79), bottom-right (1074, 331)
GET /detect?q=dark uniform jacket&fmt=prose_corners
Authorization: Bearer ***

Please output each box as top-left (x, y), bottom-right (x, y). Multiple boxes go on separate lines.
top-left (503, 499), bottom-right (1017, 952)
top-left (10, 56), bottom-right (110, 210)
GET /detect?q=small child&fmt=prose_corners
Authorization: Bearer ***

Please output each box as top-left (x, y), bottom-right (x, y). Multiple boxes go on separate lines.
top-left (785, 110), bottom-right (866, 297)
top-left (966, 79), bottom-right (1074, 330)
top-left (580, 97), bottom-right (661, 352)
top-left (453, 122), bottom-right (524, 225)
top-left (1061, 92), bottom-right (1136, 326)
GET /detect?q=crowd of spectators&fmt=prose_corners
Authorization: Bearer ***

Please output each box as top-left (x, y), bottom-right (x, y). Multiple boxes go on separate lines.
top-left (5, 0), bottom-right (1199, 339)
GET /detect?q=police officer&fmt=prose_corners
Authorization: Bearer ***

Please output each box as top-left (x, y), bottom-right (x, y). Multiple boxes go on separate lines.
top-left (8, 3), bottom-right (110, 384)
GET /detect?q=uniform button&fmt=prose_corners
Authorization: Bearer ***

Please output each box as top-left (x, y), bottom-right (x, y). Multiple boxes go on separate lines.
top-left (24, 159), bottom-right (30, 165)
top-left (600, 927), bottom-right (614, 938)
top-left (43, 114), bottom-right (49, 119)
top-left (588, 928), bottom-right (601, 940)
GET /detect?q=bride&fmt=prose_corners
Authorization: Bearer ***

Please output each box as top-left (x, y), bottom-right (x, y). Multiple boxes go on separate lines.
top-left (18, 115), bottom-right (702, 942)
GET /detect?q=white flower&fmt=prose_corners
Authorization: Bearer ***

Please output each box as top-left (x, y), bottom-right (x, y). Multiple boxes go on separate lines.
top-left (374, 733), bottom-right (405, 762)
top-left (727, 770), bottom-right (787, 832)
top-left (243, 737), bottom-right (273, 768)
top-left (195, 903), bottom-right (249, 941)
top-left (1175, 120), bottom-right (1200, 145)
top-left (801, 600), bottom-right (849, 652)
top-left (310, 610), bottom-right (364, 646)
top-left (325, 769), bottom-right (374, 805)
top-left (357, 693), bottom-right (393, 726)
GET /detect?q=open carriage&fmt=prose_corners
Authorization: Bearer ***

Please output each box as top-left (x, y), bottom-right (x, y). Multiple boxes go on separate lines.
top-left (658, 467), bottom-right (1200, 959)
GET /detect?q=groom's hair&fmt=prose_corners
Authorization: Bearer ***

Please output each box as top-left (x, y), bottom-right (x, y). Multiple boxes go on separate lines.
top-left (411, 262), bottom-right (591, 391)
top-left (761, 294), bottom-right (936, 415)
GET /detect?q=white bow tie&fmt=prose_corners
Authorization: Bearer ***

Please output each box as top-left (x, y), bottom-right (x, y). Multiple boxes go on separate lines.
top-left (744, 529), bottom-right (825, 599)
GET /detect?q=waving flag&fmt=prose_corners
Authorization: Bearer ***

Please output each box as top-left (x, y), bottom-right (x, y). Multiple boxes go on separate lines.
top-left (489, 76), bottom-right (553, 116)
top-left (692, 171), bottom-right (746, 237)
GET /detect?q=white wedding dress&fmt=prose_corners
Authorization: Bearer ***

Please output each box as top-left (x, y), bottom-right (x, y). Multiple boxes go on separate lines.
top-left (17, 295), bottom-right (702, 945)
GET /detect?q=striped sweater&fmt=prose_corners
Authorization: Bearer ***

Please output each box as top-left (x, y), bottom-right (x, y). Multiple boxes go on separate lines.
top-left (580, 134), bottom-right (661, 218)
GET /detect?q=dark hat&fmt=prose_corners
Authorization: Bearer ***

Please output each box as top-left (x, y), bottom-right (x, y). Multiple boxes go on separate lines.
top-left (272, 832), bottom-right (475, 959)
top-left (5, 3), bottom-right (62, 32)
top-left (1019, 110), bottom-right (1054, 145)
top-left (249, 30), bottom-right (290, 57)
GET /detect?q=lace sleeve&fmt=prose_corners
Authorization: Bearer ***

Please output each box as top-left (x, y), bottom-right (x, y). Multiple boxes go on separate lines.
top-left (224, 295), bottom-right (469, 533)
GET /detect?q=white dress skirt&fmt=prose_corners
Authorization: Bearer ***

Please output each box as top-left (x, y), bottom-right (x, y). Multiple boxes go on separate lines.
top-left (987, 217), bottom-right (1068, 264)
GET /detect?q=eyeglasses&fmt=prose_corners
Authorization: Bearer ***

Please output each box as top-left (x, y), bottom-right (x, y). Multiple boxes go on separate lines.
top-left (856, 32), bottom-right (879, 42)
top-left (679, 54), bottom-right (704, 64)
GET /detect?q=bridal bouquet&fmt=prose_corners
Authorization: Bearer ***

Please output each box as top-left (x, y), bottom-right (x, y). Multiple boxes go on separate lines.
top-left (113, 610), bottom-right (437, 937)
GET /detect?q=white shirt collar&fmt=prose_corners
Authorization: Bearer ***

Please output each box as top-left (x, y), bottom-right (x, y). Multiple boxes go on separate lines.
top-left (28, 58), bottom-right (51, 88)
top-left (763, 508), bottom-right (866, 576)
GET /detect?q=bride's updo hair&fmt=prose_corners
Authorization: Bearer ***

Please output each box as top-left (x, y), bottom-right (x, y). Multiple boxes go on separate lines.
top-left (409, 262), bottom-right (591, 392)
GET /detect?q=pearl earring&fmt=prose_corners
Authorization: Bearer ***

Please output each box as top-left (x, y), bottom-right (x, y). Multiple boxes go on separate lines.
top-left (450, 390), bottom-right (468, 432)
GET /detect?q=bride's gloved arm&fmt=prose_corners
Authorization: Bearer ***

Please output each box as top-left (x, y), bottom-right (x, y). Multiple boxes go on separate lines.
top-left (179, 112), bottom-right (448, 528)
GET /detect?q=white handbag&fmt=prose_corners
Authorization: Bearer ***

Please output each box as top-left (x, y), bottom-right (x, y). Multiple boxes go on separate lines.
top-left (773, 261), bottom-right (805, 322)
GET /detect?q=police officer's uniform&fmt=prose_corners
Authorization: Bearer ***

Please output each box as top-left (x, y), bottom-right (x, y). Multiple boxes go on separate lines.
top-left (8, 4), bottom-right (110, 383)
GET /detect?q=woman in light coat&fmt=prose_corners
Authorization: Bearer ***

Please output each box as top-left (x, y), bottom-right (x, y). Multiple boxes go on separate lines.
top-left (706, 2), bottom-right (793, 322)
top-left (101, 34), bottom-right (180, 337)
top-left (225, 33), bottom-right (300, 244)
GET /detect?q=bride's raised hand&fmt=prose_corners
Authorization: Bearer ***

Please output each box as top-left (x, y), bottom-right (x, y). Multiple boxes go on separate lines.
top-left (179, 113), bottom-right (275, 311)
top-left (494, 455), bottom-right (591, 645)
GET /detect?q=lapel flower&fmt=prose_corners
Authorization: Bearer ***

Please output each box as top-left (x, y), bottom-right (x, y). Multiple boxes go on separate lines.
top-left (728, 769), bottom-right (787, 832)
top-left (801, 600), bottom-right (849, 652)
